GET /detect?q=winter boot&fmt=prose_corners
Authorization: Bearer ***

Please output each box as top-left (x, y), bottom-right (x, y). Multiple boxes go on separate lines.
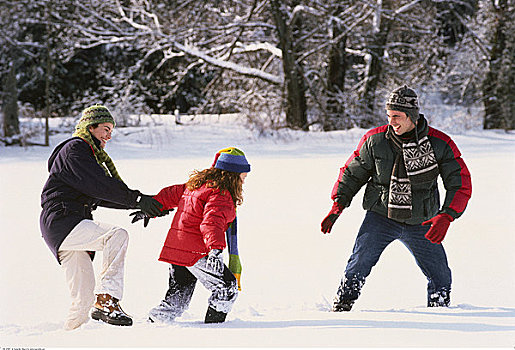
top-left (428, 288), bottom-right (450, 307)
top-left (332, 297), bottom-right (354, 312)
top-left (91, 293), bottom-right (133, 326)
top-left (205, 306), bottom-right (227, 323)
top-left (332, 275), bottom-right (363, 312)
top-left (148, 301), bottom-right (181, 325)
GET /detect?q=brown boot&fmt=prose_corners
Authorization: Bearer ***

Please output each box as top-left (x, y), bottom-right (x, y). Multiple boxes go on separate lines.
top-left (91, 293), bottom-right (133, 326)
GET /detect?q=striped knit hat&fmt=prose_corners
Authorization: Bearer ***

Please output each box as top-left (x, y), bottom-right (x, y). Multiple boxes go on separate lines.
top-left (76, 104), bottom-right (116, 130)
top-left (212, 147), bottom-right (251, 173)
top-left (72, 105), bottom-right (122, 182)
top-left (385, 85), bottom-right (420, 123)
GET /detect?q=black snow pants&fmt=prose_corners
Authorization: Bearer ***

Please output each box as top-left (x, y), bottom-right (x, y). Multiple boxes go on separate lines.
top-left (149, 256), bottom-right (238, 323)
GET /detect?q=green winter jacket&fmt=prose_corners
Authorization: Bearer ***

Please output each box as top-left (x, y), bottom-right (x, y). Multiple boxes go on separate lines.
top-left (331, 119), bottom-right (472, 225)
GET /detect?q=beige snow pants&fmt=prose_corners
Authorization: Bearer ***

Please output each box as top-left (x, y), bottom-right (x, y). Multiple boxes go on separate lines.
top-left (58, 219), bottom-right (129, 325)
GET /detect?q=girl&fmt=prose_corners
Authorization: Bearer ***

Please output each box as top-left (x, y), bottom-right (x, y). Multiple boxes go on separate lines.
top-left (135, 147), bottom-right (250, 324)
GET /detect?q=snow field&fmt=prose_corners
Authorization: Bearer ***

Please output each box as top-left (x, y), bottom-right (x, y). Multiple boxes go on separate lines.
top-left (1, 118), bottom-right (514, 347)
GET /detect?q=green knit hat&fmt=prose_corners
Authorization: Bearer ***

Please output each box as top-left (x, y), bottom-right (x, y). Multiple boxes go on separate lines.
top-left (76, 104), bottom-right (116, 130)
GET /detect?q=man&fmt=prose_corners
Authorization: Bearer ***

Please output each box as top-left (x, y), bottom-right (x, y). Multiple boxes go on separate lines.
top-left (321, 86), bottom-right (472, 311)
top-left (40, 105), bottom-right (163, 330)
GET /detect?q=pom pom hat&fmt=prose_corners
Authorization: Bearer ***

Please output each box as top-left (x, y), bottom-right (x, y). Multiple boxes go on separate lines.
top-left (385, 85), bottom-right (420, 123)
top-left (212, 147), bottom-right (251, 173)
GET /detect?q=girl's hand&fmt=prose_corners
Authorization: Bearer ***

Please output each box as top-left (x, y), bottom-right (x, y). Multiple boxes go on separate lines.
top-left (206, 249), bottom-right (224, 274)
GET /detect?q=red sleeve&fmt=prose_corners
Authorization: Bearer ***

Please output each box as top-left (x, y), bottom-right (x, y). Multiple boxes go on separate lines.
top-left (429, 128), bottom-right (472, 219)
top-left (153, 184), bottom-right (186, 211)
top-left (200, 190), bottom-right (236, 251)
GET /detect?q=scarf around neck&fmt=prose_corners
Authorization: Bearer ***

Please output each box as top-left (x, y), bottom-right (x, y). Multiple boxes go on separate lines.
top-left (72, 128), bottom-right (124, 183)
top-left (385, 116), bottom-right (439, 220)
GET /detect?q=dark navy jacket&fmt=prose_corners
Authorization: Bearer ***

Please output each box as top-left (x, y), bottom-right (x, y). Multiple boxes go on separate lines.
top-left (40, 137), bottom-right (140, 263)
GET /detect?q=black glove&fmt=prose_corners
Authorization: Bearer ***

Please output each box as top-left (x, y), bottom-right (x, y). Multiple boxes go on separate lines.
top-left (130, 209), bottom-right (173, 227)
top-left (136, 194), bottom-right (163, 217)
top-left (130, 211), bottom-right (150, 227)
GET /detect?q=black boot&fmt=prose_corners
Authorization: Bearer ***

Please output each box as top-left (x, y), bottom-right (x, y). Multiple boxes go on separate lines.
top-left (428, 288), bottom-right (450, 307)
top-left (91, 294), bottom-right (133, 326)
top-left (332, 298), bottom-right (354, 312)
top-left (205, 306), bottom-right (227, 323)
top-left (332, 274), bottom-right (363, 312)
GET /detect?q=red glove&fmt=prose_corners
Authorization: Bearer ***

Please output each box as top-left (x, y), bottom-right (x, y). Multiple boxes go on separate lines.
top-left (321, 201), bottom-right (345, 234)
top-left (422, 213), bottom-right (454, 244)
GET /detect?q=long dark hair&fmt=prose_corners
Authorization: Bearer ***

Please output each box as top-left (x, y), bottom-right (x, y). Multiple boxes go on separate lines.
top-left (186, 167), bottom-right (243, 206)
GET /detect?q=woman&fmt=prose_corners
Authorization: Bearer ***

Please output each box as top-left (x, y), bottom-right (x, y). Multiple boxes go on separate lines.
top-left (40, 104), bottom-right (162, 330)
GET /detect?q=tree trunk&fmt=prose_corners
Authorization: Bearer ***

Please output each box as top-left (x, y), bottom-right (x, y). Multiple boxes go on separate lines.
top-left (361, 0), bottom-right (391, 128)
top-left (483, 0), bottom-right (514, 130)
top-left (44, 0), bottom-right (52, 146)
top-left (2, 63), bottom-right (20, 140)
top-left (270, 0), bottom-right (308, 130)
top-left (435, 0), bottom-right (477, 47)
top-left (327, 36), bottom-right (346, 98)
top-left (325, 8), bottom-right (349, 131)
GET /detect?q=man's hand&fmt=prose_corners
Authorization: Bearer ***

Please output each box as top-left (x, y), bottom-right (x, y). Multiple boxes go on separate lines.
top-left (206, 249), bottom-right (224, 274)
top-left (422, 213), bottom-right (453, 244)
top-left (321, 201), bottom-right (345, 234)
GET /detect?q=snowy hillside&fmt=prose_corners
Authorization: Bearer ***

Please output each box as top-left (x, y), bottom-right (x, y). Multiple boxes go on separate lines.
top-left (1, 115), bottom-right (514, 347)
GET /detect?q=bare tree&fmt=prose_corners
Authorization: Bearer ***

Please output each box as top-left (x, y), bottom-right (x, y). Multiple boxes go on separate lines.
top-left (2, 62), bottom-right (20, 144)
top-left (2, 0), bottom-right (510, 135)
top-left (324, 2), bottom-right (351, 130)
top-left (270, 0), bottom-right (308, 129)
top-left (360, 0), bottom-right (393, 127)
top-left (482, 0), bottom-right (514, 130)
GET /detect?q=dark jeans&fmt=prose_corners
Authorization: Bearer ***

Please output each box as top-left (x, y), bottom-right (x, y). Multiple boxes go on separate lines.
top-left (339, 211), bottom-right (452, 305)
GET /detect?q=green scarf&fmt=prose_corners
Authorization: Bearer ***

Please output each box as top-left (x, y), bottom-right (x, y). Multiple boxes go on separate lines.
top-left (72, 127), bottom-right (124, 183)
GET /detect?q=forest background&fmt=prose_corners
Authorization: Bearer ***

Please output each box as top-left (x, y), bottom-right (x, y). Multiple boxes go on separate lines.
top-left (0, 0), bottom-right (513, 145)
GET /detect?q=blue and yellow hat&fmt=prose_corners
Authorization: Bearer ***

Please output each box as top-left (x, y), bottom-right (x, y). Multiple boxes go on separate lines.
top-left (212, 147), bottom-right (251, 173)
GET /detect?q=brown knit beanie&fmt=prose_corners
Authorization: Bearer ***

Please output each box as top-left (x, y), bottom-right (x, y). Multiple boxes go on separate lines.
top-left (385, 85), bottom-right (420, 123)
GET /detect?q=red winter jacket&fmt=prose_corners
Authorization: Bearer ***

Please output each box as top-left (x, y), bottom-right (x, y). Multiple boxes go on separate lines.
top-left (154, 183), bottom-right (236, 266)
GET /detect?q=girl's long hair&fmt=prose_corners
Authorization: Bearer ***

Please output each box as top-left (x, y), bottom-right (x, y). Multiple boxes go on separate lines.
top-left (186, 167), bottom-right (244, 206)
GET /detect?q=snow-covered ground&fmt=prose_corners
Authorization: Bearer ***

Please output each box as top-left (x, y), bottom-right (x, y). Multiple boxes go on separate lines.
top-left (1, 115), bottom-right (514, 347)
